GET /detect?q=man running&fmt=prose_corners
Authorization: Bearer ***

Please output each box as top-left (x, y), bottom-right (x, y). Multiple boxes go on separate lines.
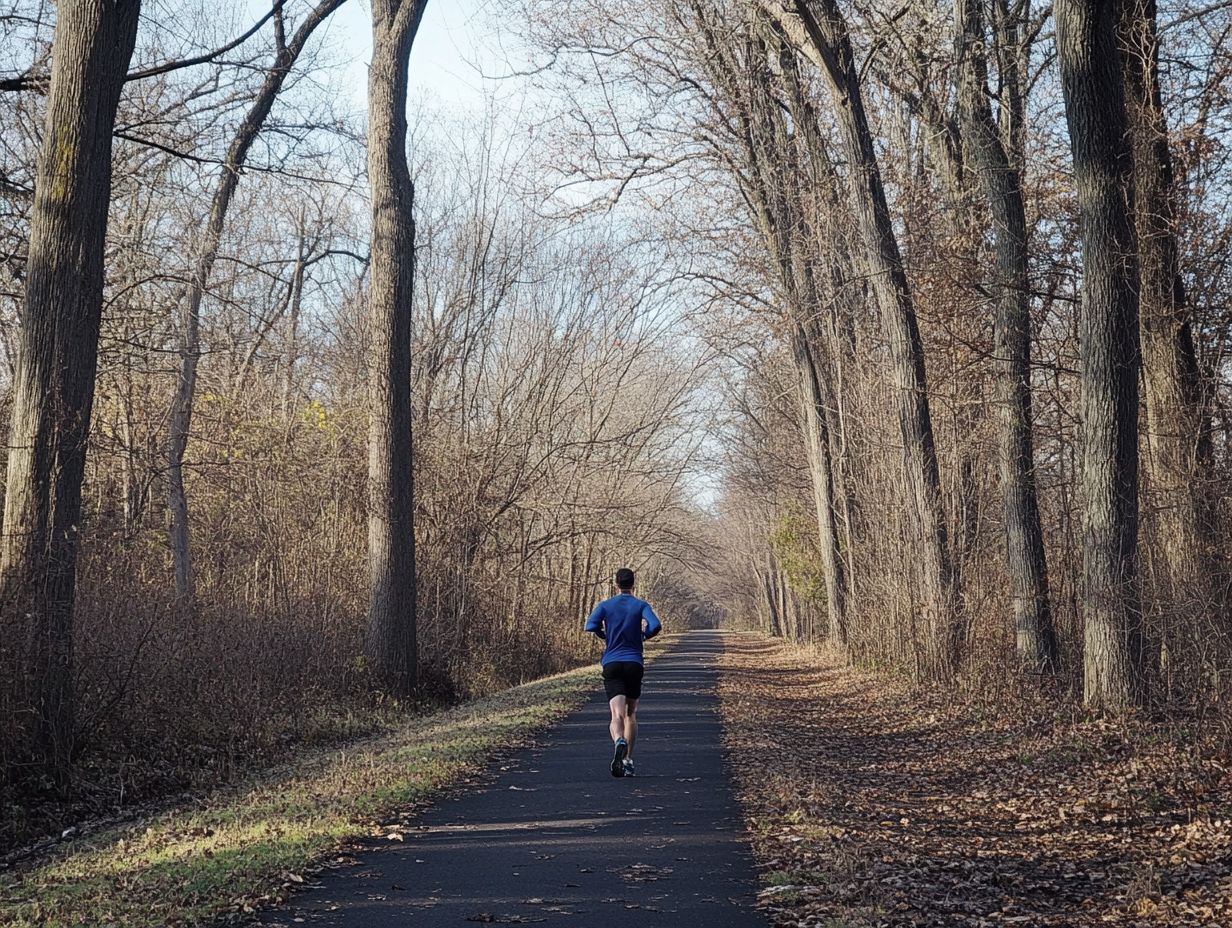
top-left (584, 567), bottom-right (662, 777)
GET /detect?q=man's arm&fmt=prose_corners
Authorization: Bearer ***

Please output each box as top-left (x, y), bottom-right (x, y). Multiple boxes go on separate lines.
top-left (584, 602), bottom-right (606, 640)
top-left (642, 602), bottom-right (662, 640)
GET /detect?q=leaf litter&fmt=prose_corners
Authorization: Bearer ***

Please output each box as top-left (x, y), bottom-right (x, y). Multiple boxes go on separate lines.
top-left (716, 634), bottom-right (1232, 927)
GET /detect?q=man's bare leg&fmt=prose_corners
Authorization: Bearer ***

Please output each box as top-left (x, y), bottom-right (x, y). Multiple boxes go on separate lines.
top-left (608, 695), bottom-right (628, 744)
top-left (608, 695), bottom-right (630, 776)
top-left (624, 698), bottom-right (638, 761)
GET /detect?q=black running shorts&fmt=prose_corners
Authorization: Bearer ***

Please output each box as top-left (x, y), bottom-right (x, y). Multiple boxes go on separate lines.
top-left (602, 661), bottom-right (645, 700)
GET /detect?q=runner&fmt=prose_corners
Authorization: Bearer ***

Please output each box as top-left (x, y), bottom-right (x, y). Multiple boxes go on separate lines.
top-left (584, 567), bottom-right (663, 777)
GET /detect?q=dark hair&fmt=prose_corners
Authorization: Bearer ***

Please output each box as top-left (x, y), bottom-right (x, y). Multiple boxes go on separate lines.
top-left (615, 567), bottom-right (635, 590)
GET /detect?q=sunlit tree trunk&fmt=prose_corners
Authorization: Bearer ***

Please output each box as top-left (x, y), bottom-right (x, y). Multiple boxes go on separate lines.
top-left (365, 0), bottom-right (427, 695)
top-left (762, 550), bottom-right (783, 637)
top-left (1117, 0), bottom-right (1216, 685)
top-left (0, 0), bottom-right (142, 784)
top-left (1056, 0), bottom-right (1145, 709)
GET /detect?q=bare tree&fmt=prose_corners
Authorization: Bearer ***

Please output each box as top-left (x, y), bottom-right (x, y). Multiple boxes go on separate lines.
top-left (165, 0), bottom-right (349, 611)
top-left (365, 0), bottom-right (427, 695)
top-left (1117, 0), bottom-right (1218, 683)
top-left (954, 0), bottom-right (1058, 672)
top-left (792, 323), bottom-right (848, 643)
top-left (1055, 0), bottom-right (1145, 708)
top-left (0, 0), bottom-right (142, 783)
top-left (760, 0), bottom-right (957, 680)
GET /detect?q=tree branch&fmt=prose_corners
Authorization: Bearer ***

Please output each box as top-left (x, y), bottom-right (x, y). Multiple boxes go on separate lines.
top-left (0, 0), bottom-right (287, 93)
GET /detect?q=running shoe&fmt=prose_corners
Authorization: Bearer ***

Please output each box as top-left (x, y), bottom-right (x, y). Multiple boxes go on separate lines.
top-left (610, 738), bottom-right (628, 777)
top-left (622, 759), bottom-right (635, 777)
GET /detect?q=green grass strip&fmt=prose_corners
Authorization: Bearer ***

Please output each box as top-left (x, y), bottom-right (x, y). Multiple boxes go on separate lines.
top-left (0, 664), bottom-right (598, 927)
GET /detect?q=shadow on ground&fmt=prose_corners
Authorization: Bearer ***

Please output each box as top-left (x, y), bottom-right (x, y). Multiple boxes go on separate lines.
top-left (260, 630), bottom-right (766, 928)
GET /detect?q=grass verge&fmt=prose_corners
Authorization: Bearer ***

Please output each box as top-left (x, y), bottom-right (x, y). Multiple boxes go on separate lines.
top-left (0, 663), bottom-right (599, 928)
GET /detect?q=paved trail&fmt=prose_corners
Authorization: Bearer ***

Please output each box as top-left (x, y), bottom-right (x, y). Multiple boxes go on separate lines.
top-left (262, 630), bottom-right (765, 927)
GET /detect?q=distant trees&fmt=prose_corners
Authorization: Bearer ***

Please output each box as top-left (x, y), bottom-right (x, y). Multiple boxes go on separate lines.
top-left (517, 0), bottom-right (1232, 707)
top-left (2, 0), bottom-right (1232, 816)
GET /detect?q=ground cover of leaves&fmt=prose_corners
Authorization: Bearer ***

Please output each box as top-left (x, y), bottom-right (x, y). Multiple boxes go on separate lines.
top-left (717, 633), bottom-right (1232, 928)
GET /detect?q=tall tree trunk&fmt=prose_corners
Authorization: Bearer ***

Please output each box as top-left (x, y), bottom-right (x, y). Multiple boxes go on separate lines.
top-left (765, 0), bottom-right (957, 681)
top-left (955, 0), bottom-right (1058, 672)
top-left (778, 38), bottom-right (854, 646)
top-left (773, 563), bottom-right (790, 639)
top-left (1055, 0), bottom-right (1145, 709)
top-left (0, 0), bottom-right (142, 784)
top-left (992, 0), bottom-right (1028, 172)
top-left (166, 0), bottom-right (349, 610)
top-left (1117, 0), bottom-right (1216, 683)
top-left (762, 550), bottom-right (783, 637)
top-left (365, 0), bottom-right (426, 695)
top-left (792, 324), bottom-right (848, 644)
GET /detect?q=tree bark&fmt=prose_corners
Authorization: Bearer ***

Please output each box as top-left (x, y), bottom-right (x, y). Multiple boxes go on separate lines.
top-left (166, 0), bottom-right (349, 610)
top-left (792, 324), bottom-right (848, 644)
top-left (768, 0), bottom-right (958, 681)
top-left (365, 0), bottom-right (426, 695)
top-left (0, 0), bottom-right (142, 784)
top-left (1055, 0), bottom-right (1145, 709)
top-left (763, 550), bottom-right (783, 637)
top-left (1117, 0), bottom-right (1216, 681)
top-left (955, 0), bottom-right (1058, 672)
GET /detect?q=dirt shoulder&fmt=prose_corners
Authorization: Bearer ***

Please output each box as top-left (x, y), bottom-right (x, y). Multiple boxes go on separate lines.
top-left (716, 632), bottom-right (1232, 927)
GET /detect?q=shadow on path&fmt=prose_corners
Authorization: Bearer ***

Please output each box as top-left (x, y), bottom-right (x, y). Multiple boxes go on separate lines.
top-left (261, 630), bottom-right (765, 927)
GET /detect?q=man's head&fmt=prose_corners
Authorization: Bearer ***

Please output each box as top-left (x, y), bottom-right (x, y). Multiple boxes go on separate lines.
top-left (615, 567), bottom-right (635, 591)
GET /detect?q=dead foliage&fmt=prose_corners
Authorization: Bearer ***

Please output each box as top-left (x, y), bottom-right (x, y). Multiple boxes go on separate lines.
top-left (717, 634), bottom-right (1232, 927)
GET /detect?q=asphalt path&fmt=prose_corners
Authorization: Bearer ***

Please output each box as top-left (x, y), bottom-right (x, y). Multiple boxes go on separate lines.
top-left (260, 629), bottom-right (766, 927)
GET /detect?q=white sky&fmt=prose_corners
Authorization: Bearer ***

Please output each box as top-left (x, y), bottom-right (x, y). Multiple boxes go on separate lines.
top-left (323, 0), bottom-right (518, 114)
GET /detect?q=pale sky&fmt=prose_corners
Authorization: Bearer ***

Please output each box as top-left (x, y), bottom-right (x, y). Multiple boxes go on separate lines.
top-left (323, 0), bottom-right (519, 114)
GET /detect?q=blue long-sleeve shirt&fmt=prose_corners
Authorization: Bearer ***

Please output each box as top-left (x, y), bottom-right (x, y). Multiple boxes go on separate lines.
top-left (584, 592), bottom-right (662, 664)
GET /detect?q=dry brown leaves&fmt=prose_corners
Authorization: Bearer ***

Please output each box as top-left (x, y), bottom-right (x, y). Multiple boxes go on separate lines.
top-left (717, 634), bottom-right (1232, 928)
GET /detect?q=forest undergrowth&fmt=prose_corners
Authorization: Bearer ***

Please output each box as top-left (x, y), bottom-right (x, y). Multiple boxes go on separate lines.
top-left (718, 633), bottom-right (1232, 927)
top-left (2, 535), bottom-right (600, 855)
